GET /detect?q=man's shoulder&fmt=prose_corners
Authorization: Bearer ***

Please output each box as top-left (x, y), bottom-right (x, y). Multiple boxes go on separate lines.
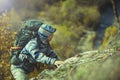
top-left (24, 38), bottom-right (38, 50)
top-left (27, 38), bottom-right (38, 45)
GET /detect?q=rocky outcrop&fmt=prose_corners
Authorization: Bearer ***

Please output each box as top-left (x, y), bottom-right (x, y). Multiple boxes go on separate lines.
top-left (30, 48), bottom-right (120, 80)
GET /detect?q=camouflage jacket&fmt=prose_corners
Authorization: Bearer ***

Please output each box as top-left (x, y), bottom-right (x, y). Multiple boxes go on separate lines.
top-left (19, 38), bottom-right (58, 65)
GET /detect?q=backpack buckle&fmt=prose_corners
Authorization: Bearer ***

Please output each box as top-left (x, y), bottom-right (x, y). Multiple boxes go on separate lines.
top-left (10, 46), bottom-right (22, 53)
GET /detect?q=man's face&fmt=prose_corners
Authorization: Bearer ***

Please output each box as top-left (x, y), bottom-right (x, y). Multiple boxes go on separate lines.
top-left (47, 34), bottom-right (54, 42)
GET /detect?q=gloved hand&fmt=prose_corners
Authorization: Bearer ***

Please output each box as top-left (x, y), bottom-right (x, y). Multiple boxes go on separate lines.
top-left (18, 53), bottom-right (28, 62)
top-left (54, 60), bottom-right (64, 67)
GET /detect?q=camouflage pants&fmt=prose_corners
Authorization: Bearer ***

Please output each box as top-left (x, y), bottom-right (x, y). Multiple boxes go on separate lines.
top-left (10, 65), bottom-right (29, 80)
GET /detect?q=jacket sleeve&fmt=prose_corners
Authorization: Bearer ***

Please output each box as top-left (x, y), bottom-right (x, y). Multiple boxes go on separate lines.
top-left (25, 38), bottom-right (56, 65)
top-left (46, 44), bottom-right (59, 59)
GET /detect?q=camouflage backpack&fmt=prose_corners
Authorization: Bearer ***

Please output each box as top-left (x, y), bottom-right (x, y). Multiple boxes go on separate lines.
top-left (10, 19), bottom-right (43, 64)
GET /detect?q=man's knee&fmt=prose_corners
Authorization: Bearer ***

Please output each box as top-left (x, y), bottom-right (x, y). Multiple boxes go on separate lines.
top-left (14, 71), bottom-right (28, 80)
top-left (10, 65), bottom-right (29, 80)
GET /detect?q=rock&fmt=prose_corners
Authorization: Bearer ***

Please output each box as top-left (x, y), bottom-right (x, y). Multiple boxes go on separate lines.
top-left (34, 48), bottom-right (120, 80)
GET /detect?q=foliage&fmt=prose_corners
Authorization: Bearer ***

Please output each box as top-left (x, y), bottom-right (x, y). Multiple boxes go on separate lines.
top-left (0, 8), bottom-right (25, 80)
top-left (52, 25), bottom-right (77, 59)
top-left (11, 0), bottom-right (63, 20)
top-left (77, 30), bottom-right (96, 52)
top-left (0, 12), bottom-right (18, 80)
top-left (39, 0), bottom-right (100, 28)
top-left (100, 26), bottom-right (118, 49)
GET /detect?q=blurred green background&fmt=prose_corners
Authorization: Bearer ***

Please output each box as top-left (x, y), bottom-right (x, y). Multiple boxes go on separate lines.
top-left (0, 0), bottom-right (120, 80)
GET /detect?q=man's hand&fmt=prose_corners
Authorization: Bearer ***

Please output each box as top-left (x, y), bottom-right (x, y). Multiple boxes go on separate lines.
top-left (54, 60), bottom-right (64, 67)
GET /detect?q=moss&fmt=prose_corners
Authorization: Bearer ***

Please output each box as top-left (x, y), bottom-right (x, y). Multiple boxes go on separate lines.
top-left (37, 51), bottom-right (120, 80)
top-left (100, 26), bottom-right (118, 49)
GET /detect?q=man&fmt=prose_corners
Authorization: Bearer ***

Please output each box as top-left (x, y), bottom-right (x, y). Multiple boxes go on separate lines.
top-left (10, 24), bottom-right (64, 80)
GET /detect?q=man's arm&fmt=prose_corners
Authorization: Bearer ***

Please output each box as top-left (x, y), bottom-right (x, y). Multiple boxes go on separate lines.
top-left (46, 44), bottom-right (59, 59)
top-left (25, 38), bottom-right (57, 65)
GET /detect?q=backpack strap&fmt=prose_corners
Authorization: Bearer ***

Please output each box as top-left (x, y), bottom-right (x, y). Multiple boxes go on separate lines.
top-left (37, 36), bottom-right (42, 49)
top-left (36, 37), bottom-right (43, 71)
top-left (10, 46), bottom-right (22, 55)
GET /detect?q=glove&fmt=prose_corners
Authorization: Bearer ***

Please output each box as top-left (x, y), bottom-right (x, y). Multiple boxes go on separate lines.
top-left (18, 53), bottom-right (28, 62)
top-left (54, 60), bottom-right (64, 67)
